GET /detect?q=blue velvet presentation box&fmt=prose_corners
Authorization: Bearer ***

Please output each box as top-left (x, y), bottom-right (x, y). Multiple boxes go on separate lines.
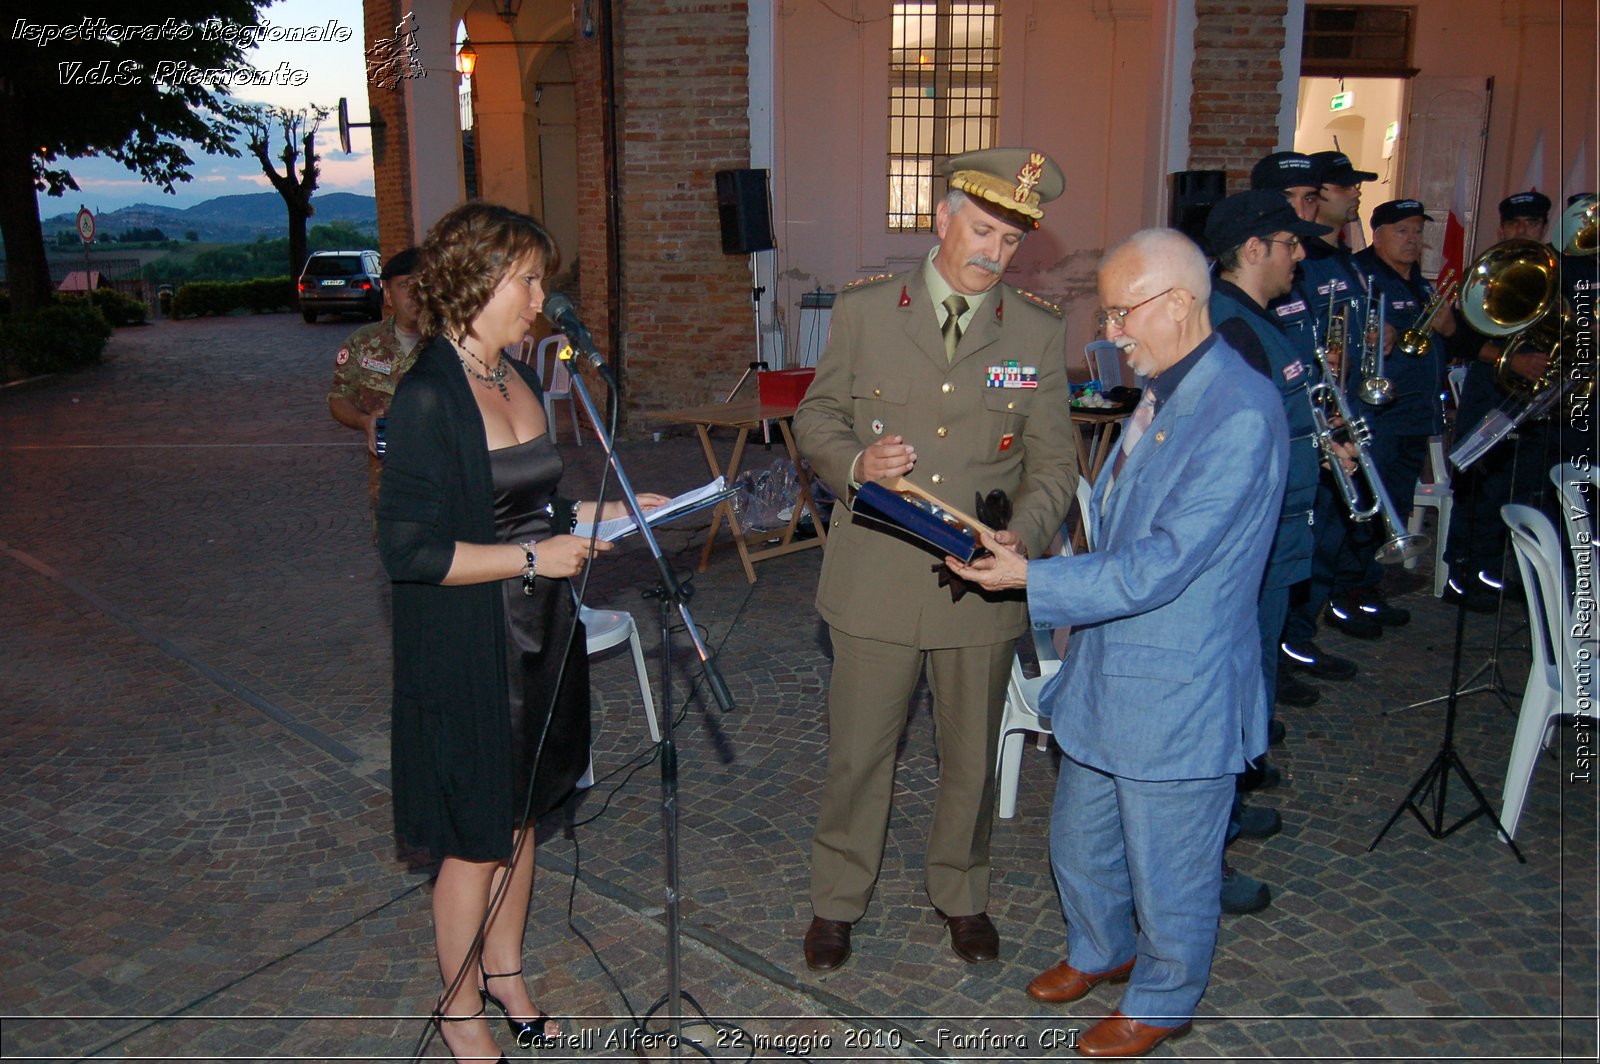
top-left (850, 478), bottom-right (991, 564)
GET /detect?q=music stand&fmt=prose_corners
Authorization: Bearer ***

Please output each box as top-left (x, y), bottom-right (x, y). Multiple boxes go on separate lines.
top-left (1367, 394), bottom-right (1547, 860)
top-left (1387, 433), bottom-right (1524, 717)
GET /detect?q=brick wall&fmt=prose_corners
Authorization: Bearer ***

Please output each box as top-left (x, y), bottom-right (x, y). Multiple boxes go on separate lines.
top-left (574, 0), bottom-right (756, 432)
top-left (363, 0), bottom-right (415, 257)
top-left (1189, 0), bottom-right (1288, 191)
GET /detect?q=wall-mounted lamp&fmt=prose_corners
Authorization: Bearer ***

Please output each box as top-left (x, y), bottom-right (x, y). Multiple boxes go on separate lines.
top-left (455, 39), bottom-right (478, 77)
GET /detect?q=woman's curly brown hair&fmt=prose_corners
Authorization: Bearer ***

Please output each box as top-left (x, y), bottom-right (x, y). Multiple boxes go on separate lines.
top-left (413, 201), bottom-right (561, 341)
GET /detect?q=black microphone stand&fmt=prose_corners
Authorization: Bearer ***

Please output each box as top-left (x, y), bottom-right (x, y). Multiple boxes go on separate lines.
top-left (558, 350), bottom-right (737, 1059)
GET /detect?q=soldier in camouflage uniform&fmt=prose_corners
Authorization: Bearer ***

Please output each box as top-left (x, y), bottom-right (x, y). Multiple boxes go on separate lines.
top-left (327, 248), bottom-right (423, 516)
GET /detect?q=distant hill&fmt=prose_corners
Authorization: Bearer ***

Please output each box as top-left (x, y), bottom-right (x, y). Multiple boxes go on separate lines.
top-left (42, 192), bottom-right (377, 244)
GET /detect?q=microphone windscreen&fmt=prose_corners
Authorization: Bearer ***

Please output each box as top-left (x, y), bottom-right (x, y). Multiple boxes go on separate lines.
top-left (542, 291), bottom-right (576, 323)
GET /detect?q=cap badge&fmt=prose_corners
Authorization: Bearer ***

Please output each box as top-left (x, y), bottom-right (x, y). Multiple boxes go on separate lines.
top-left (1014, 153), bottom-right (1046, 202)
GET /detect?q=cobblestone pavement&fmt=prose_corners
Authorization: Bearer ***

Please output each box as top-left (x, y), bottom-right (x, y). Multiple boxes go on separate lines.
top-left (1, 314), bottom-right (1595, 1063)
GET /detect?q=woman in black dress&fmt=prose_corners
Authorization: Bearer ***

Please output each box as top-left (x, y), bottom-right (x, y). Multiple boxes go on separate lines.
top-left (377, 202), bottom-right (664, 1063)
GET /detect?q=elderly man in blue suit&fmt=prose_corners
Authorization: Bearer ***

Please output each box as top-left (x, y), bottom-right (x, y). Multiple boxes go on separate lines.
top-left (948, 228), bottom-right (1288, 1058)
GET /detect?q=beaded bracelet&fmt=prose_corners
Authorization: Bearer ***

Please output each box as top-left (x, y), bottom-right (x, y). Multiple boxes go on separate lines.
top-left (519, 540), bottom-right (538, 595)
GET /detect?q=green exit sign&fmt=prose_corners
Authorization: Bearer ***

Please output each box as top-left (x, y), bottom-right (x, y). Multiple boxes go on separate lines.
top-left (1330, 91), bottom-right (1355, 111)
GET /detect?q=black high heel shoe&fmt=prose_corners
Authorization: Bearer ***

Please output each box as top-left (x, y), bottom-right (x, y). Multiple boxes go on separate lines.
top-left (479, 966), bottom-right (561, 1048)
top-left (431, 1003), bottom-right (509, 1064)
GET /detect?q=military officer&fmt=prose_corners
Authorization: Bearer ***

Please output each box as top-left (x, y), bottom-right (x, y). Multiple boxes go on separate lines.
top-left (328, 247), bottom-right (423, 515)
top-left (794, 148), bottom-right (1078, 971)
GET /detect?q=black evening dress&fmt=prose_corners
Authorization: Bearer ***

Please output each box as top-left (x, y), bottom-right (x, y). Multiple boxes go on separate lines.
top-left (490, 435), bottom-right (591, 824)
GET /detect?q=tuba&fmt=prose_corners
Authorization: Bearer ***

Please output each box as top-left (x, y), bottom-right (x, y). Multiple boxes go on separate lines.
top-left (1459, 239), bottom-right (1572, 401)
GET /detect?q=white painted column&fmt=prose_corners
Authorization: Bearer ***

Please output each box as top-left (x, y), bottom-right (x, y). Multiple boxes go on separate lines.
top-left (404, 0), bottom-right (465, 238)
top-left (747, 0), bottom-right (784, 367)
top-left (1277, 0), bottom-right (1307, 149)
top-left (1142, 0), bottom-right (1197, 225)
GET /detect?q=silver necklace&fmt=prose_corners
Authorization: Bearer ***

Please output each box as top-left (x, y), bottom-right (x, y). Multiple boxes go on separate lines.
top-left (452, 339), bottom-right (510, 401)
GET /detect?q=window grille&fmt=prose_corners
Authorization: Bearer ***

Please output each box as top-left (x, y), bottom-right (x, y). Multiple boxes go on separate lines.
top-left (888, 1), bottom-right (1000, 231)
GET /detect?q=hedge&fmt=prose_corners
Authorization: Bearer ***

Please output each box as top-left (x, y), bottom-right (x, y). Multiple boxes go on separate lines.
top-left (0, 303), bottom-right (113, 376)
top-left (54, 288), bottom-right (148, 326)
top-left (171, 277), bottom-right (295, 318)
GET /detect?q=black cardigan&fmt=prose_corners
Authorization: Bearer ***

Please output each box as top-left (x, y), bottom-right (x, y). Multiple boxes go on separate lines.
top-left (376, 337), bottom-right (549, 861)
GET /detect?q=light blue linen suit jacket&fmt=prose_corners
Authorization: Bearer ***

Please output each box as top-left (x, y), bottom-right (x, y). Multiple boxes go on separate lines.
top-left (1028, 339), bottom-right (1289, 781)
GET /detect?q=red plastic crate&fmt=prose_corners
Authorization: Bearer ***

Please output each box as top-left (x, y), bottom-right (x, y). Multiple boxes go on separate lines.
top-left (757, 368), bottom-right (815, 406)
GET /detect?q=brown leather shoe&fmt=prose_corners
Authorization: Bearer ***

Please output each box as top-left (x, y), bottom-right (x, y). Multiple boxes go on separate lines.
top-left (1074, 1011), bottom-right (1193, 1057)
top-left (803, 917), bottom-right (852, 971)
top-left (942, 912), bottom-right (999, 964)
top-left (1026, 956), bottom-right (1136, 1003)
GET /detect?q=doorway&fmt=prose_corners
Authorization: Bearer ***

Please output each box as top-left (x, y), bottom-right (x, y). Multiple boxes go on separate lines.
top-left (1295, 75), bottom-right (1407, 242)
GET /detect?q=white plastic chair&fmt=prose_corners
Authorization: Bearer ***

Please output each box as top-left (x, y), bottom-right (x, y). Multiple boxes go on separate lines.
top-left (1550, 462), bottom-right (1597, 563)
top-left (996, 476), bottom-right (1095, 819)
top-left (1446, 363), bottom-right (1467, 408)
top-left (580, 605), bottom-right (660, 744)
top-left (534, 334), bottom-right (584, 445)
top-left (1408, 436), bottom-right (1454, 596)
top-left (1497, 504), bottom-right (1595, 841)
top-left (509, 335), bottom-right (536, 364)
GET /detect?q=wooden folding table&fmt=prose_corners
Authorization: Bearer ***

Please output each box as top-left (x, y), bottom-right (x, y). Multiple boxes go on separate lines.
top-left (652, 400), bottom-right (827, 584)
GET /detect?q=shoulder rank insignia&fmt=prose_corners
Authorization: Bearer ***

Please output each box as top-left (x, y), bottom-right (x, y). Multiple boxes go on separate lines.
top-left (1013, 288), bottom-right (1063, 318)
top-left (843, 272), bottom-right (896, 293)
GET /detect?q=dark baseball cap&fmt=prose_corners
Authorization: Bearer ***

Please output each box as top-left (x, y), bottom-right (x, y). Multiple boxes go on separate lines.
top-left (381, 247), bottom-right (420, 280)
top-left (1499, 191), bottom-right (1552, 221)
top-left (1204, 189), bottom-right (1333, 256)
top-left (1370, 199), bottom-right (1434, 228)
top-left (1309, 150), bottom-right (1378, 186)
top-left (1250, 151), bottom-right (1321, 191)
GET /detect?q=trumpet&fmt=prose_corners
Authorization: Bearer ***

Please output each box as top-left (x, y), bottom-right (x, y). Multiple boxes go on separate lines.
top-left (1309, 297), bottom-right (1431, 564)
top-left (1395, 268), bottom-right (1458, 358)
top-left (1356, 273), bottom-right (1395, 405)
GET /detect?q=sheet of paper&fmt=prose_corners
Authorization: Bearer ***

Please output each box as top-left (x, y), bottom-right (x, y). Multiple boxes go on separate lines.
top-left (573, 476), bottom-right (728, 542)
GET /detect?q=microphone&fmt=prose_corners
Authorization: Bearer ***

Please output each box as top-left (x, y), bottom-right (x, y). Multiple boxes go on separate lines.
top-left (541, 292), bottom-right (613, 385)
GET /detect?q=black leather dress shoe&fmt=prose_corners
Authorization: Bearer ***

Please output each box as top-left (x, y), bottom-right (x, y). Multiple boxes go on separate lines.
top-left (1325, 598), bottom-right (1383, 638)
top-left (1236, 759), bottom-right (1281, 792)
top-left (939, 911), bottom-right (999, 963)
top-left (1280, 640), bottom-right (1358, 681)
top-left (803, 917), bottom-right (852, 971)
top-left (1274, 674), bottom-right (1320, 709)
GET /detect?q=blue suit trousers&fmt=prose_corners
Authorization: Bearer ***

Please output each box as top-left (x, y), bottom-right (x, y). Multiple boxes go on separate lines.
top-left (1049, 756), bottom-right (1233, 1025)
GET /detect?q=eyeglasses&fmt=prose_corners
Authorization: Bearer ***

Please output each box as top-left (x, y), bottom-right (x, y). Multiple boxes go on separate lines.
top-left (1095, 287), bottom-right (1175, 331)
top-left (1261, 236), bottom-right (1302, 252)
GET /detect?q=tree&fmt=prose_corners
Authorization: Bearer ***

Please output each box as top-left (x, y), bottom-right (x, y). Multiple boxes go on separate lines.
top-left (243, 104), bottom-right (328, 281)
top-left (0, 1), bottom-right (271, 312)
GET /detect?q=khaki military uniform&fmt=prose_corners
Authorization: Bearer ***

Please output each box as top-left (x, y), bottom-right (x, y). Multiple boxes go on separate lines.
top-left (794, 258), bottom-right (1077, 922)
top-left (327, 317), bottom-right (420, 511)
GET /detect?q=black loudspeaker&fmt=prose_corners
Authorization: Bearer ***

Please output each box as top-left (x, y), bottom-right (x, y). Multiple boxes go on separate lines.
top-left (1167, 170), bottom-right (1228, 250)
top-left (715, 168), bottom-right (776, 254)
